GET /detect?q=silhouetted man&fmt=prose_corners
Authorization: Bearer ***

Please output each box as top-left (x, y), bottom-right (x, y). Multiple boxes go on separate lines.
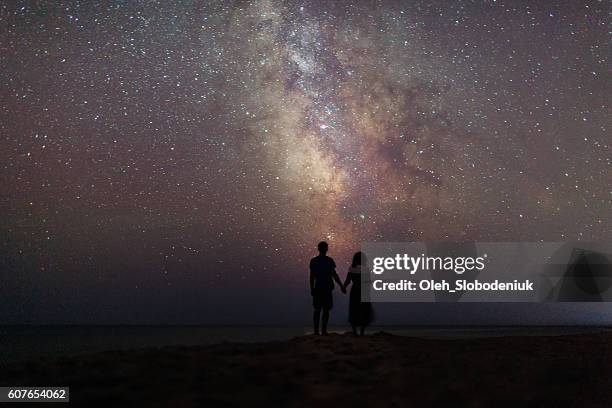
top-left (310, 241), bottom-right (344, 335)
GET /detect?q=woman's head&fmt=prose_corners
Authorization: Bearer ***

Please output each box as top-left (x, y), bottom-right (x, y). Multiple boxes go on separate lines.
top-left (352, 251), bottom-right (363, 267)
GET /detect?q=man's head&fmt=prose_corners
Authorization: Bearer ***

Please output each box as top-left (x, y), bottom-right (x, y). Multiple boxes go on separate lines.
top-left (317, 241), bottom-right (328, 255)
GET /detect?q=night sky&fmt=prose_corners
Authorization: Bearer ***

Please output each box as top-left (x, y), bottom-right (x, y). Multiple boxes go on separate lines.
top-left (1, 1), bottom-right (610, 324)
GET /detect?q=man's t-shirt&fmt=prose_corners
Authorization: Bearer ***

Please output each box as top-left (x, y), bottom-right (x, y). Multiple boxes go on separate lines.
top-left (310, 255), bottom-right (336, 292)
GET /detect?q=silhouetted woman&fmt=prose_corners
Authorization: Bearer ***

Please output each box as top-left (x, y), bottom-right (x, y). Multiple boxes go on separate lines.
top-left (343, 251), bottom-right (373, 336)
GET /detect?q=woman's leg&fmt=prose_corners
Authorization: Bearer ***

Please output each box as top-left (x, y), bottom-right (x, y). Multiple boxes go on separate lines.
top-left (360, 326), bottom-right (365, 336)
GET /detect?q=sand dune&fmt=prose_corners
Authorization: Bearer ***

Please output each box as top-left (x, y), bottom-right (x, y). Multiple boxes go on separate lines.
top-left (2, 331), bottom-right (611, 407)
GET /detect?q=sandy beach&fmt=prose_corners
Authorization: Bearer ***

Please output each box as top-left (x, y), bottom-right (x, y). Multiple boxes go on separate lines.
top-left (1, 330), bottom-right (611, 407)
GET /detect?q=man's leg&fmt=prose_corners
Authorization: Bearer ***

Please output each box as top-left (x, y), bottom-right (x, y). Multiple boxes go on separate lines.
top-left (313, 308), bottom-right (321, 335)
top-left (321, 308), bottom-right (330, 335)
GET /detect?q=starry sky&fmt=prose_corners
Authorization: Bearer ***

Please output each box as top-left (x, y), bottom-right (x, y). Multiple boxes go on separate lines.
top-left (1, 1), bottom-right (610, 324)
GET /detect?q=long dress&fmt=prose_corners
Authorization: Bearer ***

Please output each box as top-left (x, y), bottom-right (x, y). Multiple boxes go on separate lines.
top-left (347, 265), bottom-right (374, 327)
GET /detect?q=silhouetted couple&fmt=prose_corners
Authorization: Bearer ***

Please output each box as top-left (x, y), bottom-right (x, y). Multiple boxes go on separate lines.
top-left (309, 241), bottom-right (373, 336)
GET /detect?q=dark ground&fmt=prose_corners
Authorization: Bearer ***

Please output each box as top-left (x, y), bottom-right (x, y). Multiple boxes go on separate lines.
top-left (1, 331), bottom-right (611, 407)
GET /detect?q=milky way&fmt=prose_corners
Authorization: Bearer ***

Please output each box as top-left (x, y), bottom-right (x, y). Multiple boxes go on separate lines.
top-left (0, 1), bottom-right (610, 322)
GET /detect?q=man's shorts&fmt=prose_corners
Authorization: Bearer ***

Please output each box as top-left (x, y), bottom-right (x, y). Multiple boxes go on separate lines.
top-left (312, 290), bottom-right (333, 310)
